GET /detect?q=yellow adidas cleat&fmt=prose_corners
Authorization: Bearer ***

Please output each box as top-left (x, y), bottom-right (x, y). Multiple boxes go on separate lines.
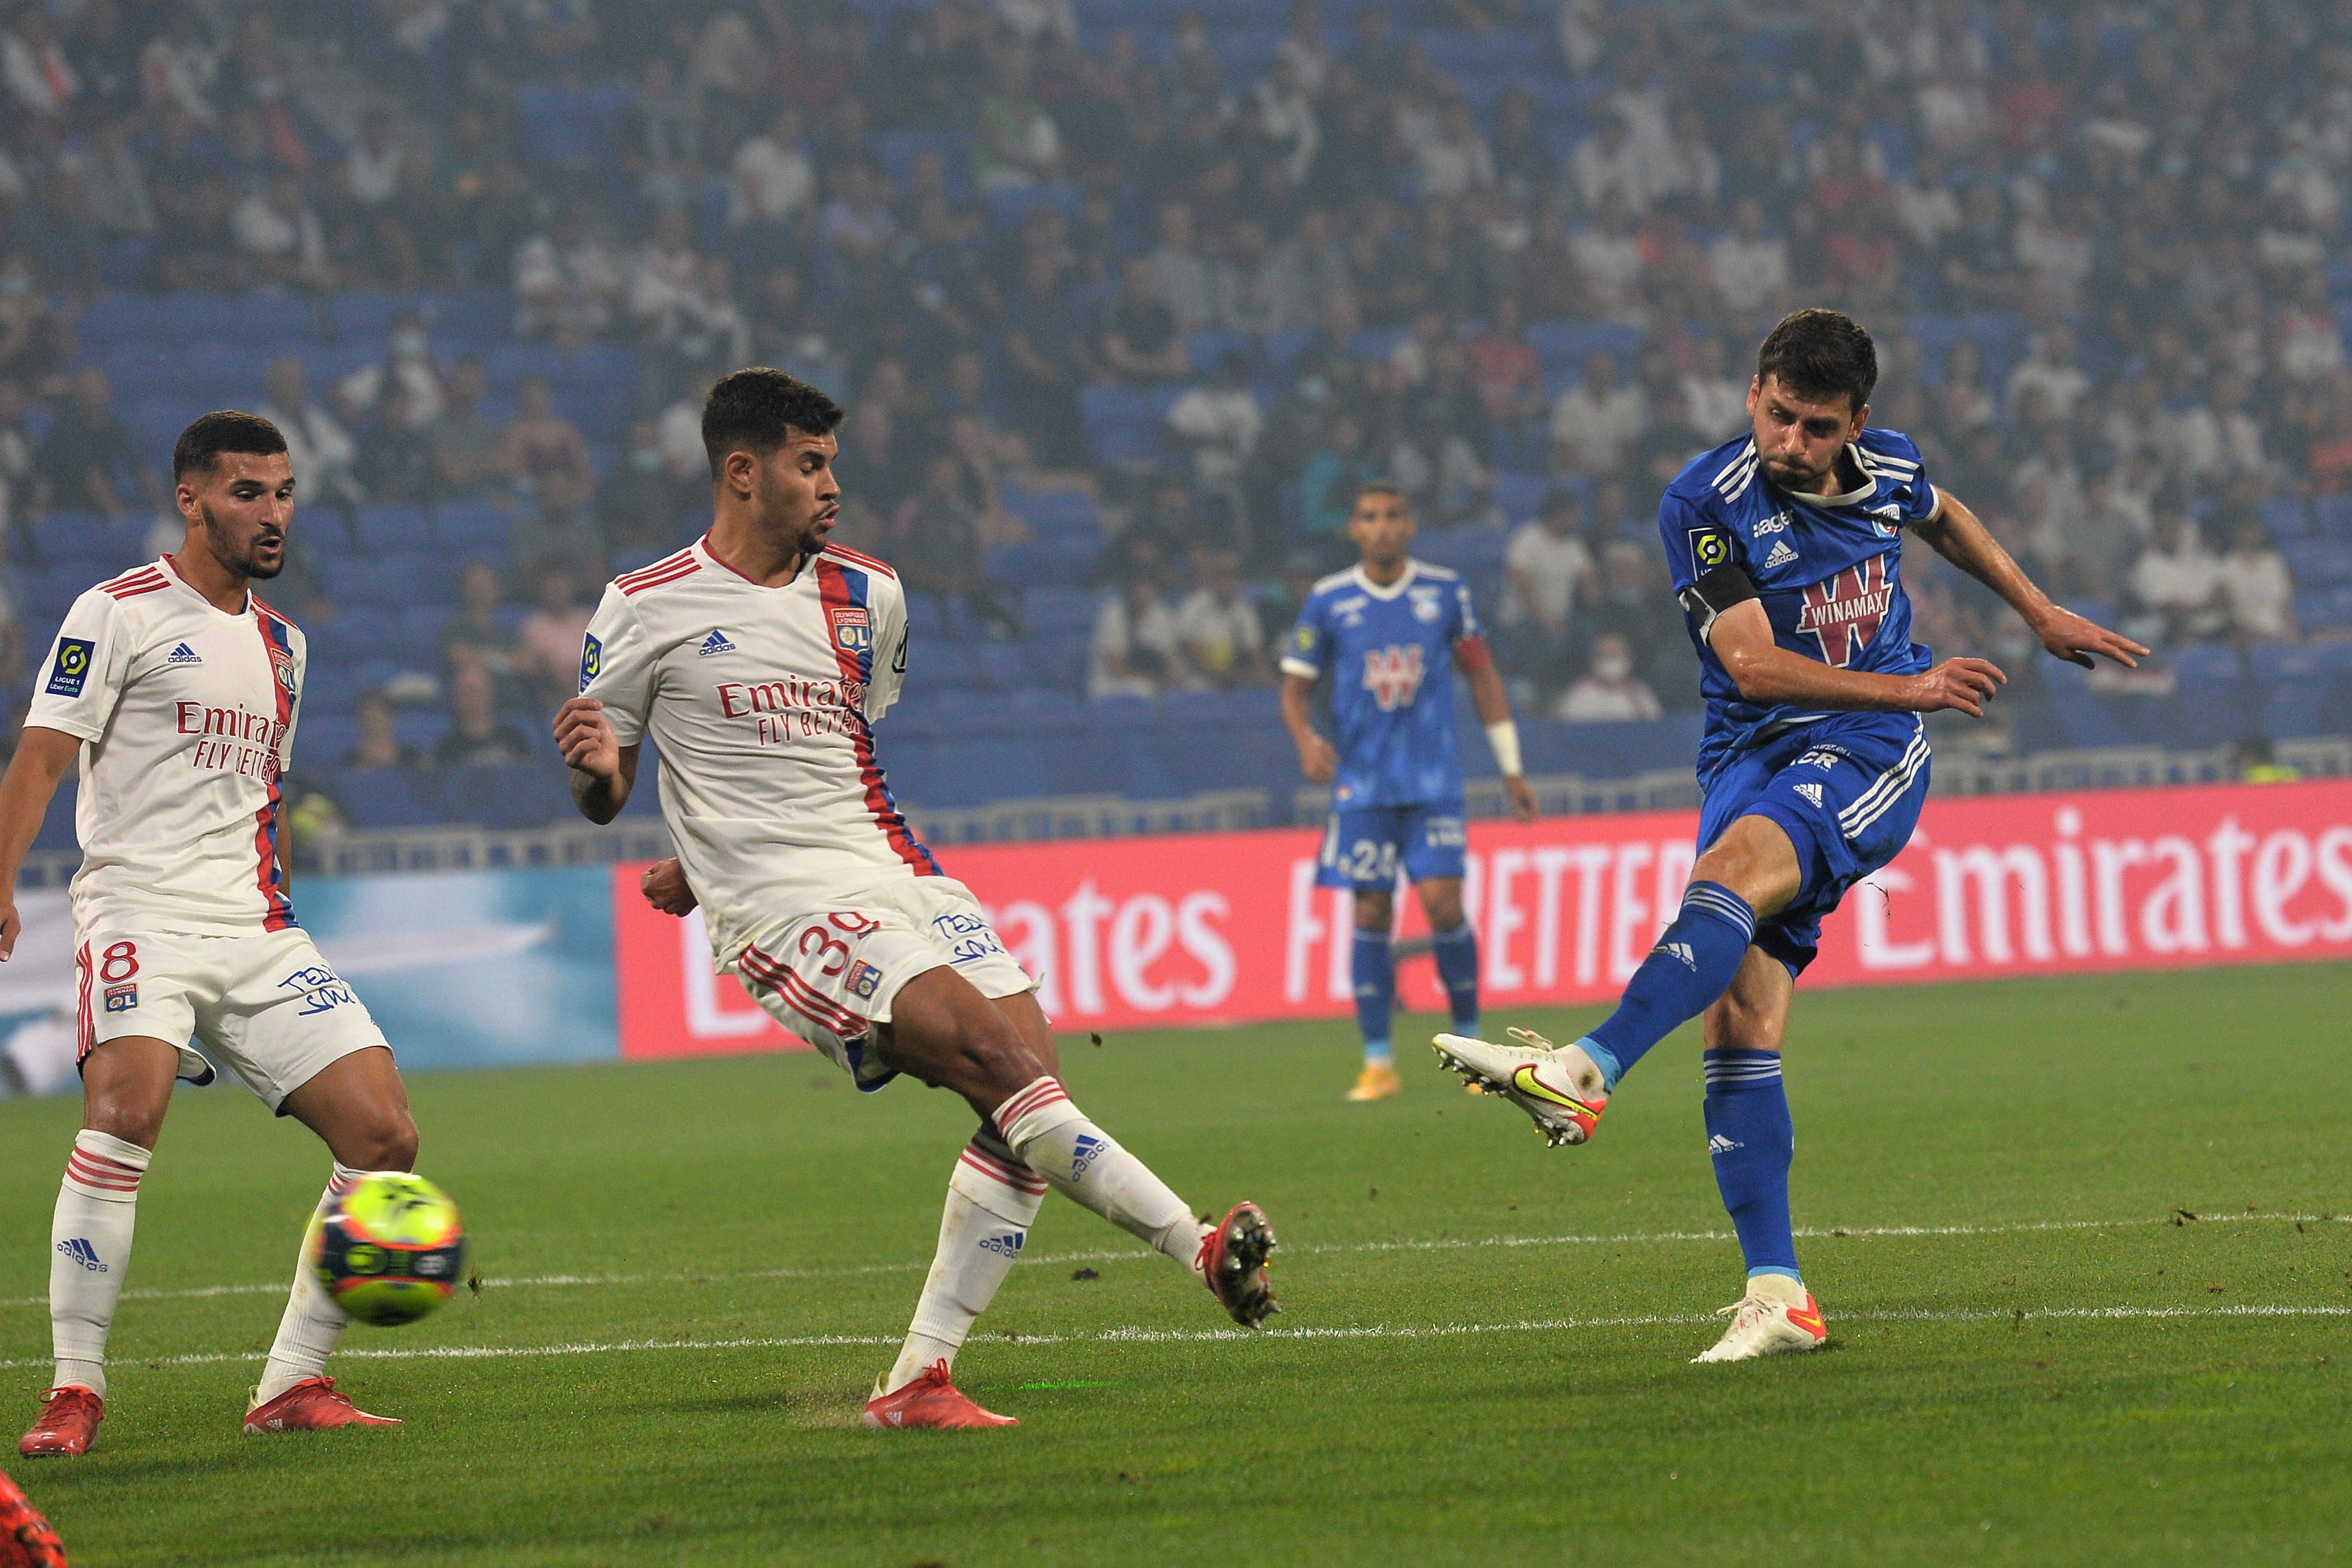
top-left (1346, 1063), bottom-right (1402, 1101)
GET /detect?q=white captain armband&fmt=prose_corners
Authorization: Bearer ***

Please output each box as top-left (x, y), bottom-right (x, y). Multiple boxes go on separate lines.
top-left (1484, 720), bottom-right (1522, 777)
top-left (1677, 563), bottom-right (1759, 641)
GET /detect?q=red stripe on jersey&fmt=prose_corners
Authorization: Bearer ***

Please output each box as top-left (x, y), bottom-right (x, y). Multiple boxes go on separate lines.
top-left (960, 1144), bottom-right (1049, 1196)
top-left (821, 543), bottom-right (897, 580)
top-left (250, 608), bottom-right (298, 931)
top-left (616, 548), bottom-right (701, 595)
top-left (813, 558), bottom-right (939, 877)
top-left (100, 570), bottom-right (168, 600)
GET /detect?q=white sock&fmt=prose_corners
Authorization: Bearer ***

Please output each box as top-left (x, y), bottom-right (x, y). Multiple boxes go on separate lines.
top-left (255, 1164), bottom-right (375, 1406)
top-left (993, 1077), bottom-right (1207, 1274)
top-left (49, 1129), bottom-right (151, 1399)
top-left (883, 1133), bottom-right (1048, 1395)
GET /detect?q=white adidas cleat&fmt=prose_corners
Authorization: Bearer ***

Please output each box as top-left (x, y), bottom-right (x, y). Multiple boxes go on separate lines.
top-left (1431, 1028), bottom-right (1609, 1146)
top-left (1691, 1274), bottom-right (1829, 1363)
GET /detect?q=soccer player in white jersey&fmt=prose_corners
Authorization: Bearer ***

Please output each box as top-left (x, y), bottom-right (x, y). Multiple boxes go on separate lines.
top-left (557, 370), bottom-right (1278, 1429)
top-left (0, 413), bottom-right (428, 1454)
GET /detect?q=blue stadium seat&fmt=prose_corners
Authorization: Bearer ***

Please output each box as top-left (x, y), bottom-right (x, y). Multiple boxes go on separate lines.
top-left (1021, 586), bottom-right (1100, 636)
top-left (2262, 497), bottom-right (2313, 541)
top-left (1079, 384), bottom-right (1182, 467)
top-left (297, 715), bottom-right (361, 766)
top-left (307, 608), bottom-right (401, 668)
top-left (1415, 526), bottom-right (1509, 577)
top-left (887, 737), bottom-right (1047, 808)
top-left (98, 342), bottom-right (185, 398)
top-left (431, 501), bottom-right (512, 554)
top-left (515, 81), bottom-right (634, 170)
top-left (320, 557), bottom-right (399, 611)
top-left (2284, 541), bottom-right (2352, 589)
top-left (332, 768), bottom-right (444, 830)
top-left (353, 504), bottom-right (433, 556)
top-left (1083, 693), bottom-right (1158, 730)
top-left (326, 292), bottom-right (396, 341)
top-left (31, 782), bottom-right (77, 853)
top-left (2315, 494), bottom-right (2352, 541)
top-left (1008, 688), bottom-right (1085, 734)
top-left (442, 763), bottom-right (572, 830)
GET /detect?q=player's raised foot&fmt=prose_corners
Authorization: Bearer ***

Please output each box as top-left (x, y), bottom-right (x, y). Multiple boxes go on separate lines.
top-left (862, 1363), bottom-right (1017, 1430)
top-left (242, 1378), bottom-right (400, 1434)
top-left (1432, 1028), bottom-right (1609, 1146)
top-left (17, 1388), bottom-right (101, 1458)
top-left (0, 1467), bottom-right (67, 1567)
top-left (1691, 1276), bottom-right (1828, 1363)
top-left (1200, 1201), bottom-right (1280, 1327)
top-left (1346, 1063), bottom-right (1401, 1101)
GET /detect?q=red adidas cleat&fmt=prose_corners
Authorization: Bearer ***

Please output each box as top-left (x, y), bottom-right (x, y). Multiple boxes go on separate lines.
top-left (861, 1362), bottom-right (1017, 1430)
top-left (0, 1467), bottom-right (67, 1567)
top-left (1199, 1201), bottom-right (1280, 1327)
top-left (17, 1389), bottom-right (100, 1459)
top-left (242, 1378), bottom-right (400, 1435)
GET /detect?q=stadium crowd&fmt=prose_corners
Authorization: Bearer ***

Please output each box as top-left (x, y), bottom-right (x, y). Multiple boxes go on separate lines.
top-left (0, 0), bottom-right (2348, 832)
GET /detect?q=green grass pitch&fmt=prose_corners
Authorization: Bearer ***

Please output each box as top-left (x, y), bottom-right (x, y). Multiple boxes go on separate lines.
top-left (3, 962), bottom-right (2350, 1566)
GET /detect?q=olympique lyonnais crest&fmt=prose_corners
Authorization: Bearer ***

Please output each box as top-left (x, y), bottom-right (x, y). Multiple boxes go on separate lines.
top-left (1795, 553), bottom-right (1894, 667)
top-left (828, 605), bottom-right (871, 652)
top-left (269, 641), bottom-right (298, 695)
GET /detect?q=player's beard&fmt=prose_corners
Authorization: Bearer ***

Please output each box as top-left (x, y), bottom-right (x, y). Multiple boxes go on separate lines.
top-left (757, 469), bottom-right (837, 561)
top-left (199, 498), bottom-right (287, 580)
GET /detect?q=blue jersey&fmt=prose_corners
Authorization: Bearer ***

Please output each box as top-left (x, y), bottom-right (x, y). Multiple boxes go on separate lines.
top-left (1660, 427), bottom-right (1941, 780)
top-left (1280, 560), bottom-right (1485, 809)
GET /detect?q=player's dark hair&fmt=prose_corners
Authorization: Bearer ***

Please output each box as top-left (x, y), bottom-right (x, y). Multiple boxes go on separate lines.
top-left (700, 367), bottom-right (844, 478)
top-left (1355, 480), bottom-right (1408, 507)
top-left (172, 410), bottom-right (288, 482)
top-left (1756, 308), bottom-right (1878, 415)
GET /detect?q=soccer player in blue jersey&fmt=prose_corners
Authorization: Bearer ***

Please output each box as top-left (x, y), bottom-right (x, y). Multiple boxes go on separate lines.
top-left (1281, 483), bottom-right (1539, 1103)
top-left (1435, 310), bottom-right (2146, 1359)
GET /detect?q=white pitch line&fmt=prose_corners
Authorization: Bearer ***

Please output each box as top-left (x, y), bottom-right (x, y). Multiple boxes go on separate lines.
top-left (3, 1210), bottom-right (2338, 1312)
top-left (0, 1302), bottom-right (2344, 1374)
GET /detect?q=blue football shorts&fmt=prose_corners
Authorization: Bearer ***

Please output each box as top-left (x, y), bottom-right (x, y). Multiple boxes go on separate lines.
top-left (1315, 801), bottom-right (1468, 890)
top-left (1697, 711), bottom-right (1931, 976)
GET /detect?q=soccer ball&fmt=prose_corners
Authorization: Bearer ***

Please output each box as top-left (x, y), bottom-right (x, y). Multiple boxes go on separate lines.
top-left (306, 1174), bottom-right (467, 1328)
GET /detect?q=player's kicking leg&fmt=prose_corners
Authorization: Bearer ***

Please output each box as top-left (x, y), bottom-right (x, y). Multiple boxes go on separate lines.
top-left (861, 970), bottom-right (1277, 1430)
top-left (1433, 813), bottom-right (1800, 1143)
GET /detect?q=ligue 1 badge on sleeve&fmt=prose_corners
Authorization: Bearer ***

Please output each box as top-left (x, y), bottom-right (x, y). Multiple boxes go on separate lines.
top-left (46, 637), bottom-right (92, 697)
top-left (1689, 527), bottom-right (1733, 571)
top-left (579, 633), bottom-right (602, 693)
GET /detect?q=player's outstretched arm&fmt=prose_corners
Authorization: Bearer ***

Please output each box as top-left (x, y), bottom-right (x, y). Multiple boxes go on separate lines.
top-left (0, 727), bottom-right (84, 960)
top-left (1459, 647), bottom-right (1538, 822)
top-left (1910, 490), bottom-right (2149, 669)
top-left (1279, 671), bottom-right (1340, 784)
top-left (553, 697), bottom-right (640, 824)
top-left (1709, 600), bottom-right (2007, 719)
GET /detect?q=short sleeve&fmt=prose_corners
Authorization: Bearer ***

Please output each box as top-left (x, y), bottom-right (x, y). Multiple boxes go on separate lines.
top-left (866, 575), bottom-right (908, 720)
top-left (1278, 595), bottom-right (1327, 680)
top-left (23, 590), bottom-right (132, 745)
top-left (1450, 578), bottom-right (1483, 643)
top-left (1659, 487), bottom-right (1741, 595)
top-left (578, 584), bottom-right (657, 746)
top-left (281, 624), bottom-right (308, 764)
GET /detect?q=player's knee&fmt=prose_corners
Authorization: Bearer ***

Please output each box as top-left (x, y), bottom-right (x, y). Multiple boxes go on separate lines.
top-left (346, 1111), bottom-right (420, 1174)
top-left (1420, 888), bottom-right (1466, 931)
top-left (1353, 890), bottom-right (1394, 931)
top-left (81, 1095), bottom-right (165, 1152)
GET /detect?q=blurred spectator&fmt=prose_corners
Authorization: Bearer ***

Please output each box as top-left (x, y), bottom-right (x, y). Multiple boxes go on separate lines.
top-left (501, 376), bottom-right (595, 517)
top-left (516, 569), bottom-right (593, 712)
top-left (1149, 202), bottom-right (1219, 338)
top-left (438, 561), bottom-right (524, 704)
top-left (351, 380), bottom-right (435, 504)
top-left (2125, 509), bottom-right (2228, 648)
top-left (1585, 538), bottom-right (1690, 706)
top-left (338, 309), bottom-right (446, 430)
top-left (0, 378), bottom-right (36, 537)
top-left (0, 253), bottom-right (64, 384)
top-left (2218, 510), bottom-right (2299, 645)
top-left (996, 248), bottom-right (1095, 469)
top-left (2006, 325), bottom-right (2091, 422)
top-left (1173, 548), bottom-right (1272, 689)
top-left (1088, 569), bottom-right (1184, 699)
top-left (1294, 411), bottom-right (1373, 554)
top-left (974, 46), bottom-right (1064, 189)
top-left (1680, 335), bottom-right (1748, 444)
top-left (2172, 372), bottom-right (2267, 485)
top-left (231, 170), bottom-right (335, 293)
top-left (730, 106), bottom-right (814, 233)
top-left (1167, 352), bottom-right (1262, 543)
top-left (598, 419), bottom-right (702, 558)
top-left (1500, 489), bottom-right (1595, 700)
top-left (896, 453), bottom-right (1018, 639)
top-left (429, 360), bottom-right (510, 502)
top-left (36, 368), bottom-right (153, 522)
top-left (1464, 296), bottom-right (1546, 431)
top-left (3, 8), bottom-right (79, 120)
top-left (1097, 255), bottom-right (1190, 383)
top-left (258, 357), bottom-right (361, 513)
top-left (1550, 351), bottom-right (1646, 477)
top-left (1555, 633), bottom-right (1664, 722)
top-left (513, 205), bottom-right (622, 344)
top-left (342, 691), bottom-right (424, 771)
top-left (1709, 196), bottom-right (1789, 316)
top-left (433, 661), bottom-right (534, 769)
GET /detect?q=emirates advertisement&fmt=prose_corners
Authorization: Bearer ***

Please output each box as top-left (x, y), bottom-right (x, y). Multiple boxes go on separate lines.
top-left (611, 780), bottom-right (2352, 1057)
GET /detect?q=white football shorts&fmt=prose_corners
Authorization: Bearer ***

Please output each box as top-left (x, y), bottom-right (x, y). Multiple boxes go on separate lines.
top-left (724, 875), bottom-right (1035, 1090)
top-left (76, 926), bottom-right (391, 1112)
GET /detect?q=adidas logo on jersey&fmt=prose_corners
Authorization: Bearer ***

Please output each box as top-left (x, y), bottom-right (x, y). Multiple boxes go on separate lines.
top-left (1762, 539), bottom-right (1799, 569)
top-left (166, 643), bottom-right (202, 665)
top-left (1795, 782), bottom-right (1825, 808)
top-left (1652, 940), bottom-right (1698, 971)
top-left (698, 630), bottom-right (737, 657)
top-left (1707, 1134), bottom-right (1744, 1155)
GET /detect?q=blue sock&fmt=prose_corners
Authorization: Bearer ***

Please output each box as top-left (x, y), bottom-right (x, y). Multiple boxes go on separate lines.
top-left (1704, 1049), bottom-right (1800, 1282)
top-left (1353, 929), bottom-right (1394, 1066)
top-left (1581, 882), bottom-right (1756, 1089)
top-left (1431, 922), bottom-right (1479, 1033)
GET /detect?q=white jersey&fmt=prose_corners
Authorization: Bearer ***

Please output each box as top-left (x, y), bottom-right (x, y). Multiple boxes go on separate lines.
top-left (24, 556), bottom-right (303, 938)
top-left (579, 536), bottom-right (941, 962)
